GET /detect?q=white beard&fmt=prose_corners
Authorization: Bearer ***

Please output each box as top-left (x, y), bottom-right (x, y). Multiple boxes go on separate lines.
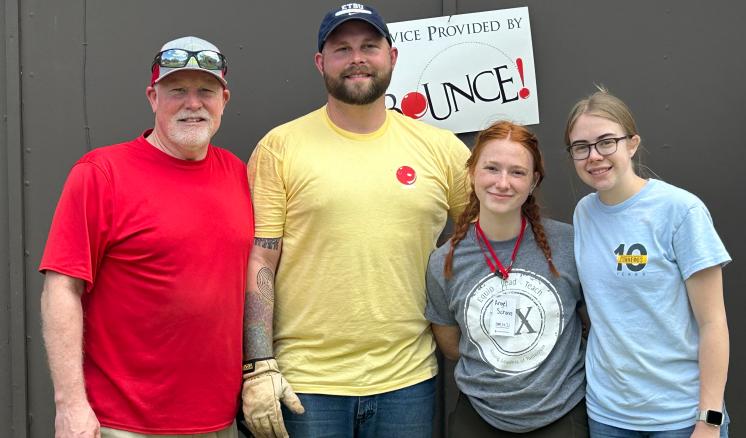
top-left (167, 111), bottom-right (214, 149)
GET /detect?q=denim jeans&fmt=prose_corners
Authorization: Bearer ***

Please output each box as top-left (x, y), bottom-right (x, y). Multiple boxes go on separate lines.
top-left (589, 417), bottom-right (729, 438)
top-left (280, 377), bottom-right (436, 438)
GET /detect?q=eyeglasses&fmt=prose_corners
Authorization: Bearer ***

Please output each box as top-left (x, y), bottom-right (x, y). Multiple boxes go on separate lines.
top-left (152, 49), bottom-right (228, 73)
top-left (567, 135), bottom-right (633, 160)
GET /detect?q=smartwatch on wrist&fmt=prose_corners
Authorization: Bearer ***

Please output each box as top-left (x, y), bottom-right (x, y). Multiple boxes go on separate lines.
top-left (697, 409), bottom-right (724, 427)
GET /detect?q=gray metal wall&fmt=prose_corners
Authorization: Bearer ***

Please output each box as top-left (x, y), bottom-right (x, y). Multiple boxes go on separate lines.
top-left (2, 0), bottom-right (744, 436)
top-left (3, 0), bottom-right (29, 434)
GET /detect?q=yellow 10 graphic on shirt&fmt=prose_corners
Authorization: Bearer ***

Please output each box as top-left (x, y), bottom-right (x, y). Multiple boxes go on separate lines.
top-left (614, 243), bottom-right (648, 272)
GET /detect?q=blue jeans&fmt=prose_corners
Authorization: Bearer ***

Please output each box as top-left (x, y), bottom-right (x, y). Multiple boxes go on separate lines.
top-left (280, 377), bottom-right (436, 438)
top-left (589, 418), bottom-right (729, 438)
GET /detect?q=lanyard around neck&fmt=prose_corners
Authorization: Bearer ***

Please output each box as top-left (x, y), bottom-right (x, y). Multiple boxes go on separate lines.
top-left (474, 216), bottom-right (527, 280)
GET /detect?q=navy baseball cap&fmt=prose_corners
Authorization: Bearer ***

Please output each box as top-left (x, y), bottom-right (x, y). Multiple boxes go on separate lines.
top-left (317, 3), bottom-right (392, 52)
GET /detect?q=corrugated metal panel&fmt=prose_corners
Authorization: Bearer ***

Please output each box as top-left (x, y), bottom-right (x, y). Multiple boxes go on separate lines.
top-left (1, 0), bottom-right (14, 432)
top-left (20, 1), bottom-right (89, 435)
top-left (3, 0), bottom-right (28, 434)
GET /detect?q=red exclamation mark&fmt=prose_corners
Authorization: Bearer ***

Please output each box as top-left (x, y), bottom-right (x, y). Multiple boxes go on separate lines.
top-left (516, 58), bottom-right (530, 99)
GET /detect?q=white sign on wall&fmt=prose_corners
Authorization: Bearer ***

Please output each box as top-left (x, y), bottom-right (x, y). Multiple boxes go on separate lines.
top-left (386, 7), bottom-right (539, 133)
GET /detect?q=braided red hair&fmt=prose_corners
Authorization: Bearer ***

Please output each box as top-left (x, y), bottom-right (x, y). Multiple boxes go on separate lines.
top-left (444, 121), bottom-right (558, 279)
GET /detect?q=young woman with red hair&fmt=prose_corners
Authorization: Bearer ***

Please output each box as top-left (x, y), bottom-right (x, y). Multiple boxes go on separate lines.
top-left (426, 121), bottom-right (589, 437)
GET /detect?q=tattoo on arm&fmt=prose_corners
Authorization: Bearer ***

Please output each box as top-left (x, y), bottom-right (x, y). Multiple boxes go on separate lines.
top-left (243, 238), bottom-right (281, 360)
top-left (254, 237), bottom-right (280, 250)
top-left (257, 267), bottom-right (275, 303)
top-left (243, 265), bottom-right (277, 360)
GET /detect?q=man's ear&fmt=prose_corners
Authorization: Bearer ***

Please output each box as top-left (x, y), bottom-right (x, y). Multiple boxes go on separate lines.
top-left (314, 52), bottom-right (325, 76)
top-left (146, 85), bottom-right (158, 113)
top-left (389, 46), bottom-right (398, 68)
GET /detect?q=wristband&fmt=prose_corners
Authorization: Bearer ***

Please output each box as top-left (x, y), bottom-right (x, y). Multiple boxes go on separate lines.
top-left (242, 357), bottom-right (274, 374)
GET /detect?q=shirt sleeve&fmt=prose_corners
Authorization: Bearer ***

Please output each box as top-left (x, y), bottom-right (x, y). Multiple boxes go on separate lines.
top-left (39, 161), bottom-right (113, 291)
top-left (425, 251), bottom-right (457, 326)
top-left (672, 203), bottom-right (731, 280)
top-left (247, 137), bottom-right (287, 239)
top-left (445, 134), bottom-right (471, 222)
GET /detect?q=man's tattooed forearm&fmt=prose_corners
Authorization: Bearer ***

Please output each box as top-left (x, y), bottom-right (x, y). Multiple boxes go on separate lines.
top-left (243, 294), bottom-right (273, 359)
top-left (257, 267), bottom-right (275, 303)
top-left (254, 237), bottom-right (280, 250)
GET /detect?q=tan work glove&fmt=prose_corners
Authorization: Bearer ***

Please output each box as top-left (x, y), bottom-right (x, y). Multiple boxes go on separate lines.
top-left (242, 358), bottom-right (305, 438)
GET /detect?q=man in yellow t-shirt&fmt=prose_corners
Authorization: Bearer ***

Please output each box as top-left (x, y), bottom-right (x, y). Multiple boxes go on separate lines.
top-left (240, 4), bottom-right (470, 437)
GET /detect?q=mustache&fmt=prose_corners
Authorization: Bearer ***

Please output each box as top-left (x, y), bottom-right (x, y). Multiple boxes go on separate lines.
top-left (175, 110), bottom-right (211, 121)
top-left (342, 66), bottom-right (373, 76)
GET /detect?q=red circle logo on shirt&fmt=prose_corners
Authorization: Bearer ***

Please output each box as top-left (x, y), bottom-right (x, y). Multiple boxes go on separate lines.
top-left (396, 166), bottom-right (417, 185)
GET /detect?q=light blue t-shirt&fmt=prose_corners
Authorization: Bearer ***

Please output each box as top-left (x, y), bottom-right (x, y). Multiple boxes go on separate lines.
top-left (573, 179), bottom-right (730, 431)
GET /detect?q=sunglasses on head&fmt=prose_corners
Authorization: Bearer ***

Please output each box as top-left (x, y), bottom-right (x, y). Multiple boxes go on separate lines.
top-left (151, 49), bottom-right (228, 74)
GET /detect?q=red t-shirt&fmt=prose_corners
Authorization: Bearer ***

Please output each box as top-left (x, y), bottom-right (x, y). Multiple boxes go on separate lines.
top-left (40, 133), bottom-right (254, 433)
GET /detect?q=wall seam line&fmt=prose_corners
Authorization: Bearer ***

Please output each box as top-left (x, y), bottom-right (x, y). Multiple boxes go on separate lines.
top-left (4, 0), bottom-right (29, 434)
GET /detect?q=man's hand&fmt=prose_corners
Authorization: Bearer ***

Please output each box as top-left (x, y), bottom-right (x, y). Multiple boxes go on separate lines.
top-left (241, 359), bottom-right (304, 438)
top-left (54, 400), bottom-right (100, 438)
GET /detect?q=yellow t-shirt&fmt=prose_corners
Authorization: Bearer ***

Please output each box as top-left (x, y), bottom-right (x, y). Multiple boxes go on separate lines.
top-left (248, 107), bottom-right (470, 395)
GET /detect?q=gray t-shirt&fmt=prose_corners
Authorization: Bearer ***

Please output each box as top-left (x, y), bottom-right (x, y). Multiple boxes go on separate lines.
top-left (426, 219), bottom-right (585, 433)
